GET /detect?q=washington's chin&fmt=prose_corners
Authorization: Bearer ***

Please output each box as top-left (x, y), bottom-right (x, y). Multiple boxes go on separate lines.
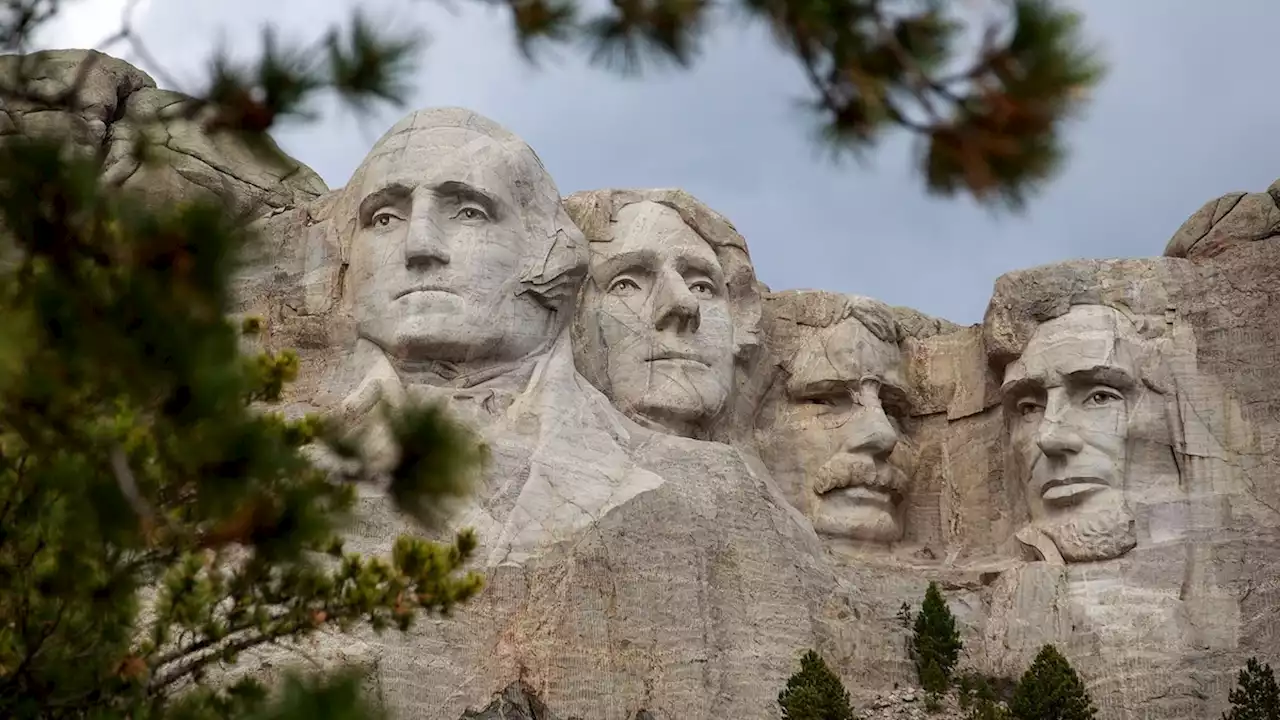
top-left (361, 323), bottom-right (520, 364)
top-left (812, 488), bottom-right (903, 544)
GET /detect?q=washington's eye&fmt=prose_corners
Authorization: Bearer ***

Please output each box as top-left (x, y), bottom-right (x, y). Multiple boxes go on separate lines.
top-left (607, 277), bottom-right (642, 294)
top-left (1084, 387), bottom-right (1123, 407)
top-left (806, 397), bottom-right (837, 407)
top-left (455, 205), bottom-right (489, 222)
top-left (689, 279), bottom-right (716, 296)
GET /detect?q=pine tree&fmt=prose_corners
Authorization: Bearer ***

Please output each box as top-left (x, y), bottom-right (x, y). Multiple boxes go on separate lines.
top-left (1223, 657), bottom-right (1280, 720)
top-left (33, 0), bottom-right (1102, 211)
top-left (1009, 645), bottom-right (1097, 720)
top-left (920, 658), bottom-right (948, 694)
top-left (913, 581), bottom-right (963, 688)
top-left (0, 10), bottom-right (485, 720)
top-left (778, 650), bottom-right (854, 720)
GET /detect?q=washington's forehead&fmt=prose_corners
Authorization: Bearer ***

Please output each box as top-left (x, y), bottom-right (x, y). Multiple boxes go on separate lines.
top-left (356, 132), bottom-right (519, 195)
top-left (379, 107), bottom-right (515, 144)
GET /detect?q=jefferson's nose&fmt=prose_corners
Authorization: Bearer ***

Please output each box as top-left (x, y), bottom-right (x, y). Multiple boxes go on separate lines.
top-left (652, 269), bottom-right (700, 334)
top-left (404, 198), bottom-right (450, 269)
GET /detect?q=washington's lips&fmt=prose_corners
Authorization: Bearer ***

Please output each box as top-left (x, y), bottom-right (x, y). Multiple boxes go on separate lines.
top-left (1040, 476), bottom-right (1110, 503)
top-left (395, 284), bottom-right (457, 299)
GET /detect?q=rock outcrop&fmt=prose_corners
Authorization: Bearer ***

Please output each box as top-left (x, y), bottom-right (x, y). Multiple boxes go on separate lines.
top-left (7, 49), bottom-right (1280, 720)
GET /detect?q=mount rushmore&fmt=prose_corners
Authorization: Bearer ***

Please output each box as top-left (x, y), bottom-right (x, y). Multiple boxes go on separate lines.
top-left (9, 49), bottom-right (1280, 720)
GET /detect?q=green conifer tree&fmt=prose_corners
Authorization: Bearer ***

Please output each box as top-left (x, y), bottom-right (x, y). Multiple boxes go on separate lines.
top-left (920, 658), bottom-right (948, 694)
top-left (0, 10), bottom-right (483, 720)
top-left (1009, 645), bottom-right (1097, 720)
top-left (912, 581), bottom-right (963, 688)
top-left (778, 650), bottom-right (854, 720)
top-left (1223, 657), bottom-right (1280, 720)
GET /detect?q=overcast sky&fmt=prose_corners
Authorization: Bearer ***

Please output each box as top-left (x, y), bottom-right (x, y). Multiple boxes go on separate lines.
top-left (39, 0), bottom-right (1280, 324)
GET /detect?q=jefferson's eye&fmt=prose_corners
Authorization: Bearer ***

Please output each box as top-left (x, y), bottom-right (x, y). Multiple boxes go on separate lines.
top-left (1083, 387), bottom-right (1123, 407)
top-left (455, 206), bottom-right (489, 222)
top-left (608, 277), bottom-right (642, 294)
top-left (371, 210), bottom-right (401, 227)
top-left (689, 280), bottom-right (716, 296)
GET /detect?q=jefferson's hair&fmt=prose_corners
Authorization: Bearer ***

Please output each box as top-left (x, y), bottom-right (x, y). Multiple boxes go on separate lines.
top-left (563, 188), bottom-right (762, 360)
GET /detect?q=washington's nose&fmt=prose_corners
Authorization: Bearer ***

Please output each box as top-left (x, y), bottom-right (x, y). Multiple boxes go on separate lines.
top-left (842, 406), bottom-right (898, 459)
top-left (404, 202), bottom-right (450, 269)
top-left (653, 271), bottom-right (700, 334)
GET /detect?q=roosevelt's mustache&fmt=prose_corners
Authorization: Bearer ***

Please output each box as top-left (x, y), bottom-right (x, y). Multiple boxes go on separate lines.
top-left (812, 454), bottom-right (907, 499)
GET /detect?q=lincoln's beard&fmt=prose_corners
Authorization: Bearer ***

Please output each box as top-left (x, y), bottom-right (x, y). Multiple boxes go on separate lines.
top-left (1039, 501), bottom-right (1137, 563)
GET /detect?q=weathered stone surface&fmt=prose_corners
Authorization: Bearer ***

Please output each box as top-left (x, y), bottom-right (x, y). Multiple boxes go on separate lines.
top-left (16, 49), bottom-right (1280, 720)
top-left (459, 682), bottom-right (563, 720)
top-left (1164, 185), bottom-right (1280, 259)
top-left (227, 102), bottom-right (1280, 718)
top-left (0, 49), bottom-right (325, 217)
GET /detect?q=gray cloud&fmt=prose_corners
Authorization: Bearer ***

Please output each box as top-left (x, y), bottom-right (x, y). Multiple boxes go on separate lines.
top-left (56, 0), bottom-right (1280, 324)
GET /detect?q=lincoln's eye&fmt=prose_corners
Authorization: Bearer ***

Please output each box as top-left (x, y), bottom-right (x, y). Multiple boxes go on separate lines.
top-left (1084, 387), bottom-right (1123, 407)
top-left (457, 206), bottom-right (488, 221)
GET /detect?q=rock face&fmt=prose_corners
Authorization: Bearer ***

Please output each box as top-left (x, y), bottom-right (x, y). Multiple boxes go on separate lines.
top-left (0, 49), bottom-right (326, 216)
top-left (10, 50), bottom-right (1280, 720)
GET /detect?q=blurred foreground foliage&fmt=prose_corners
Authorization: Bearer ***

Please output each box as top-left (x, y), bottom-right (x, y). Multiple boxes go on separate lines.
top-left (11, 0), bottom-right (1103, 210)
top-left (0, 4), bottom-right (489, 719)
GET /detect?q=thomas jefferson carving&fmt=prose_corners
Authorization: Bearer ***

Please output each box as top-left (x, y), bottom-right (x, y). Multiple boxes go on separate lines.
top-left (565, 189), bottom-right (760, 439)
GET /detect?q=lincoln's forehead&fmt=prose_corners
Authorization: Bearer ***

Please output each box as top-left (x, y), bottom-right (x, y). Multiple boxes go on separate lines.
top-left (1004, 306), bottom-right (1145, 388)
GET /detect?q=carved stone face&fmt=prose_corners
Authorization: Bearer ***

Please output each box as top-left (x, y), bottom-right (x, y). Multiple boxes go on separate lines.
top-left (1001, 304), bottom-right (1146, 562)
top-left (577, 201), bottom-right (736, 436)
top-left (347, 122), bottom-right (556, 365)
top-left (756, 312), bottom-right (912, 544)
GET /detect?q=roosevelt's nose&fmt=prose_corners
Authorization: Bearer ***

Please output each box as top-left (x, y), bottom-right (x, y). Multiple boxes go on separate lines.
top-left (1036, 390), bottom-right (1084, 457)
top-left (652, 269), bottom-right (700, 334)
top-left (404, 198), bottom-right (450, 269)
top-left (842, 404), bottom-right (898, 460)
